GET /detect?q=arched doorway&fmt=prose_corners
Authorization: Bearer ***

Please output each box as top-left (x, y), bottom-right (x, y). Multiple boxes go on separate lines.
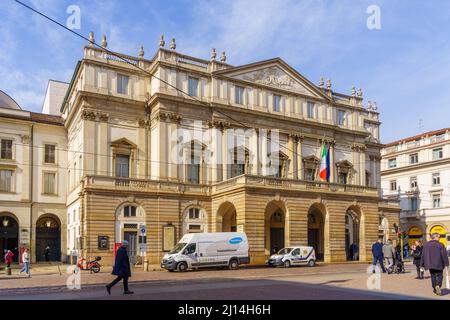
top-left (430, 225), bottom-right (447, 247)
top-left (408, 226), bottom-right (423, 248)
top-left (216, 202), bottom-right (237, 232)
top-left (36, 216), bottom-right (61, 262)
top-left (307, 205), bottom-right (325, 261)
top-left (345, 208), bottom-right (360, 261)
top-left (115, 203), bottom-right (145, 265)
top-left (265, 201), bottom-right (286, 255)
top-left (0, 214), bottom-right (19, 262)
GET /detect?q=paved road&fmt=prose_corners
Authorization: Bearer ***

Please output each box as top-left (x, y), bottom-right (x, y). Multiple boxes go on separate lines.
top-left (0, 262), bottom-right (445, 300)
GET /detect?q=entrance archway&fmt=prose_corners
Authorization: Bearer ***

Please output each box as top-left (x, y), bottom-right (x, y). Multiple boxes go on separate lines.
top-left (36, 216), bottom-right (61, 262)
top-left (216, 202), bottom-right (237, 232)
top-left (265, 201), bottom-right (286, 255)
top-left (430, 225), bottom-right (447, 247)
top-left (307, 205), bottom-right (325, 261)
top-left (408, 226), bottom-right (423, 248)
top-left (345, 207), bottom-right (361, 261)
top-left (0, 214), bottom-right (19, 262)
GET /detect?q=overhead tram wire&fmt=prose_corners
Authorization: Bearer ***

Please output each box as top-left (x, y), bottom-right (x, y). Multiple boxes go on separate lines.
top-left (13, 0), bottom-right (376, 179)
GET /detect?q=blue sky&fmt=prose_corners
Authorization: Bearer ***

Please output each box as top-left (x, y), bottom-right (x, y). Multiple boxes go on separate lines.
top-left (1, 0), bottom-right (450, 143)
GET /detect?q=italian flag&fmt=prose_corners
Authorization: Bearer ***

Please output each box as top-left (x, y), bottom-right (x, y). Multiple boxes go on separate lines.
top-left (319, 143), bottom-right (330, 182)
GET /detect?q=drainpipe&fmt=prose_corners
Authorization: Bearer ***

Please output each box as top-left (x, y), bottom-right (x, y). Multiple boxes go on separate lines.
top-left (29, 124), bottom-right (34, 262)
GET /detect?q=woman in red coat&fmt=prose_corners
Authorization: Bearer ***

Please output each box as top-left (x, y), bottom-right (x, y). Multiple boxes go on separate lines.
top-left (5, 250), bottom-right (14, 268)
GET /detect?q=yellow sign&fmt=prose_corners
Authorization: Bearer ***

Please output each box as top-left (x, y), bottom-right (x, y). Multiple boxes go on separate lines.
top-left (430, 225), bottom-right (447, 247)
top-left (408, 226), bottom-right (423, 248)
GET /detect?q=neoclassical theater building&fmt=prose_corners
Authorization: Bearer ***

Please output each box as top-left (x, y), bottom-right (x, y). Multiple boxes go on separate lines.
top-left (0, 34), bottom-right (399, 264)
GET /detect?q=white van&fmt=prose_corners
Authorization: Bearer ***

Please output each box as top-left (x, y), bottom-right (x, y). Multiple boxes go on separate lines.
top-left (161, 232), bottom-right (250, 272)
top-left (267, 246), bottom-right (316, 268)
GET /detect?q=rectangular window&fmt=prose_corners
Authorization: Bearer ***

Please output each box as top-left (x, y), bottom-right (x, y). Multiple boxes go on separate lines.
top-left (235, 86), bottom-right (244, 105)
top-left (188, 77), bottom-right (199, 97)
top-left (390, 180), bottom-right (397, 191)
top-left (410, 176), bottom-right (418, 188)
top-left (0, 170), bottom-right (12, 192)
top-left (307, 102), bottom-right (315, 118)
top-left (189, 208), bottom-right (200, 219)
top-left (433, 194), bottom-right (441, 208)
top-left (1, 139), bottom-right (12, 159)
top-left (432, 172), bottom-right (440, 186)
top-left (410, 197), bottom-right (418, 211)
top-left (44, 144), bottom-right (56, 163)
top-left (117, 74), bottom-right (129, 95)
top-left (43, 172), bottom-right (56, 194)
top-left (124, 206), bottom-right (136, 217)
top-left (273, 94), bottom-right (281, 112)
top-left (338, 110), bottom-right (346, 126)
top-left (409, 153), bottom-right (418, 164)
top-left (187, 155), bottom-right (200, 184)
top-left (433, 148), bottom-right (443, 160)
top-left (305, 168), bottom-right (315, 181)
top-left (388, 158), bottom-right (397, 168)
top-left (115, 155), bottom-right (130, 178)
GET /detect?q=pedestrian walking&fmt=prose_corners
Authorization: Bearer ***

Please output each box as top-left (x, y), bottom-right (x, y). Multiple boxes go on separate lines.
top-left (420, 233), bottom-right (449, 296)
top-left (106, 240), bottom-right (134, 295)
top-left (5, 250), bottom-right (14, 268)
top-left (20, 248), bottom-right (31, 277)
top-left (412, 240), bottom-right (424, 279)
top-left (382, 239), bottom-right (395, 274)
top-left (352, 243), bottom-right (359, 261)
top-left (348, 244), bottom-right (354, 261)
top-left (372, 238), bottom-right (386, 273)
top-left (44, 245), bottom-right (50, 262)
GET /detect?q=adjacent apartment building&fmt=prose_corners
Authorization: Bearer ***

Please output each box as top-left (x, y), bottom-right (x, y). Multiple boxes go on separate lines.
top-left (381, 128), bottom-right (450, 250)
top-left (1, 34), bottom-right (399, 265)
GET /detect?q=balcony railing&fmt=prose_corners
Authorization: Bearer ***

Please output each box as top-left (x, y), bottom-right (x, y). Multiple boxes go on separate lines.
top-left (83, 174), bottom-right (379, 197)
top-left (400, 210), bottom-right (419, 218)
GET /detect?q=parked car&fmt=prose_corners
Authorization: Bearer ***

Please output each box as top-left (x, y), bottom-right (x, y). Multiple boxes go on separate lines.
top-left (267, 246), bottom-right (316, 268)
top-left (161, 232), bottom-right (250, 272)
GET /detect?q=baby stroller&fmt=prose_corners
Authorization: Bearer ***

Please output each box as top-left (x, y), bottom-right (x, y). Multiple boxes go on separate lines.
top-left (392, 250), bottom-right (405, 274)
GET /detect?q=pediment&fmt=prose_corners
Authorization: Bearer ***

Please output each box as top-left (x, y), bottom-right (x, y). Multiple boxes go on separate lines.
top-left (215, 59), bottom-right (328, 99)
top-left (110, 138), bottom-right (137, 148)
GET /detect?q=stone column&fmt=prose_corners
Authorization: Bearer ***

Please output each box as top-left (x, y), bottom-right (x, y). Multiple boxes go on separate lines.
top-left (296, 136), bottom-right (303, 179)
top-left (287, 134), bottom-right (295, 179)
top-left (81, 110), bottom-right (96, 176)
top-left (329, 141), bottom-right (335, 183)
top-left (260, 129), bottom-right (268, 176)
top-left (251, 128), bottom-right (259, 175)
top-left (351, 144), bottom-right (359, 185)
top-left (167, 118), bottom-right (180, 181)
top-left (209, 125), bottom-right (222, 183)
top-left (360, 147), bottom-right (366, 186)
top-left (222, 127), bottom-right (229, 180)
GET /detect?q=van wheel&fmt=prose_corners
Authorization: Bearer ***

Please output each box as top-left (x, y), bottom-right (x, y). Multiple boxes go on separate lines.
top-left (284, 260), bottom-right (291, 268)
top-left (307, 260), bottom-right (315, 267)
top-left (229, 259), bottom-right (239, 270)
top-left (177, 262), bottom-right (188, 272)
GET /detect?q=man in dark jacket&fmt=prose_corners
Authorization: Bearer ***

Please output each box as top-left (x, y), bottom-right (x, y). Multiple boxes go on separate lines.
top-left (106, 240), bottom-right (133, 295)
top-left (372, 238), bottom-right (386, 273)
top-left (420, 233), bottom-right (449, 296)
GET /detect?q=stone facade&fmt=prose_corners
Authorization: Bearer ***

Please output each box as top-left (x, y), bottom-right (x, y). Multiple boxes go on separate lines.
top-left (58, 35), bottom-right (398, 265)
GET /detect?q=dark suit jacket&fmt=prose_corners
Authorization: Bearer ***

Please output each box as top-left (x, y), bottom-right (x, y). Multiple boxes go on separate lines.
top-left (420, 240), bottom-right (449, 271)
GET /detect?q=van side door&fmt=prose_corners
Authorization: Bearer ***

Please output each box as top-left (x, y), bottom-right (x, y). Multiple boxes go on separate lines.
top-left (291, 248), bottom-right (301, 265)
top-left (183, 243), bottom-right (199, 267)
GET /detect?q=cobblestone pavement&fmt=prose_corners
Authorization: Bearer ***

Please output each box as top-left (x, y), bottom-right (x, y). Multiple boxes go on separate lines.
top-left (0, 261), bottom-right (448, 300)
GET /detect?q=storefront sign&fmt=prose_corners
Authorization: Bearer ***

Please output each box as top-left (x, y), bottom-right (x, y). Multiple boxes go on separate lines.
top-left (163, 224), bottom-right (175, 251)
top-left (430, 225), bottom-right (447, 247)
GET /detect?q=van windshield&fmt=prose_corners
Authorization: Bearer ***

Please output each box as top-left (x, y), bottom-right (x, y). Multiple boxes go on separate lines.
top-left (169, 243), bottom-right (187, 254)
top-left (277, 248), bottom-right (292, 255)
